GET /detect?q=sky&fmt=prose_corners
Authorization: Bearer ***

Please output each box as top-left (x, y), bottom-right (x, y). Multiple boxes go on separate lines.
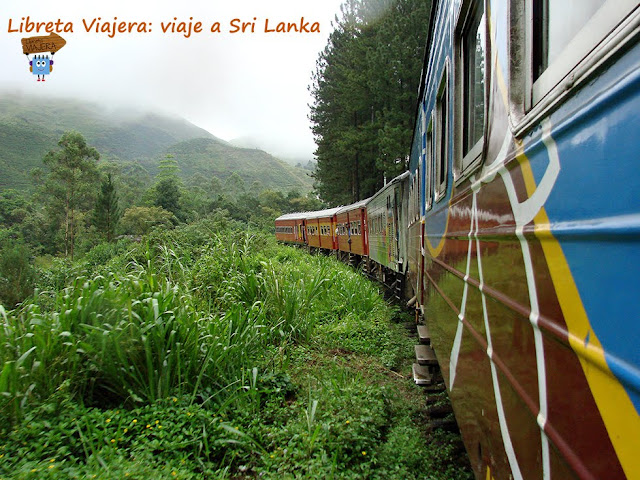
top-left (0, 0), bottom-right (346, 160)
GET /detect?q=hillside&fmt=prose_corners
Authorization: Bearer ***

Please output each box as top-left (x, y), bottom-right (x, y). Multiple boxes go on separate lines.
top-left (230, 135), bottom-right (316, 168)
top-left (0, 93), bottom-right (218, 190)
top-left (157, 138), bottom-right (313, 192)
top-left (0, 93), bottom-right (312, 193)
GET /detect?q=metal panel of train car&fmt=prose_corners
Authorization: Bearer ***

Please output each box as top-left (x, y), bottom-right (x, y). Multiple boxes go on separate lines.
top-left (412, 0), bottom-right (640, 479)
top-left (336, 198), bottom-right (370, 257)
top-left (367, 172), bottom-right (409, 273)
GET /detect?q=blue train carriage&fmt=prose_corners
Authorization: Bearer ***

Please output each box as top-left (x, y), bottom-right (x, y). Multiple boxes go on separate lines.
top-left (366, 172), bottom-right (410, 293)
top-left (411, 0), bottom-right (640, 479)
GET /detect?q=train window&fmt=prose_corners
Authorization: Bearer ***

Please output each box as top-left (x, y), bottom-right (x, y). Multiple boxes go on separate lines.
top-left (454, 0), bottom-right (485, 180)
top-left (434, 69), bottom-right (448, 201)
top-left (426, 118), bottom-right (433, 210)
top-left (528, 0), bottom-right (637, 107)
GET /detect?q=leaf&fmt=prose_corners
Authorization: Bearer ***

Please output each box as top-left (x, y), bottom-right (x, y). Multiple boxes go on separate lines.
top-left (16, 346), bottom-right (37, 368)
top-left (0, 361), bottom-right (14, 392)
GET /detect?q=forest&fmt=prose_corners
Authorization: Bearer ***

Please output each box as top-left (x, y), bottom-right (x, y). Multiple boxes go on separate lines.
top-left (310, 0), bottom-right (431, 204)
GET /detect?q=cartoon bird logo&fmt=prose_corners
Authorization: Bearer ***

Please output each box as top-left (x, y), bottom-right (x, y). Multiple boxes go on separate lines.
top-left (29, 55), bottom-right (53, 82)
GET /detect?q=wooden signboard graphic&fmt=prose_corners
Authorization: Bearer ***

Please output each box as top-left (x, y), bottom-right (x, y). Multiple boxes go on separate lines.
top-left (21, 33), bottom-right (66, 55)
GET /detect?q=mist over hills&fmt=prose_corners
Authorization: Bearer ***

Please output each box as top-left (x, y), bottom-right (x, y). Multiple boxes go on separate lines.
top-left (230, 135), bottom-right (316, 168)
top-left (0, 93), bottom-right (313, 193)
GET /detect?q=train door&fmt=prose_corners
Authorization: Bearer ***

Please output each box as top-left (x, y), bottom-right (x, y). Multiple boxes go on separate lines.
top-left (362, 208), bottom-right (369, 256)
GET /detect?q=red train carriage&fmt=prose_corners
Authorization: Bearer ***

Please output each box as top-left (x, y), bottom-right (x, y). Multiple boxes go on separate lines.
top-left (274, 213), bottom-right (307, 245)
top-left (304, 207), bottom-right (340, 251)
top-left (335, 199), bottom-right (370, 258)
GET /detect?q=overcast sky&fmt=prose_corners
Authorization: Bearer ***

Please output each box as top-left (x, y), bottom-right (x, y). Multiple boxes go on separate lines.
top-left (0, 0), bottom-right (345, 160)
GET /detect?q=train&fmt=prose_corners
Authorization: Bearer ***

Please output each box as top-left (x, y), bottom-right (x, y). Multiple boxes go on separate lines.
top-left (276, 1), bottom-right (640, 479)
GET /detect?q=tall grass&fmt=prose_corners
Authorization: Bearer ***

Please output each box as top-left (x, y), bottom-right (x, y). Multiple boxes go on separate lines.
top-left (1, 225), bottom-right (391, 426)
top-left (0, 221), bottom-right (473, 479)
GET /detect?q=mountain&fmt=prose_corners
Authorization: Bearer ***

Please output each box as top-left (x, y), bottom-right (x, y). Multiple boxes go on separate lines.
top-left (0, 92), bottom-right (313, 193)
top-left (159, 138), bottom-right (313, 192)
top-left (229, 135), bottom-right (315, 167)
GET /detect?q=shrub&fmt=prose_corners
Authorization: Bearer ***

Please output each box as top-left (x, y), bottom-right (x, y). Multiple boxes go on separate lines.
top-left (0, 241), bottom-right (36, 308)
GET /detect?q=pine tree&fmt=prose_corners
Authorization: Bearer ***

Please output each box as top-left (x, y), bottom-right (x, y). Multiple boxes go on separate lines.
top-left (93, 173), bottom-right (121, 242)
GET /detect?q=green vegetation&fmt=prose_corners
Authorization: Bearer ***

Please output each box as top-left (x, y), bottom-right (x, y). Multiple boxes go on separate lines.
top-left (0, 94), bottom-right (313, 195)
top-left (163, 138), bottom-right (313, 193)
top-left (92, 173), bottom-right (121, 243)
top-left (36, 131), bottom-right (101, 260)
top-left (310, 0), bottom-right (431, 204)
top-left (0, 129), bottom-right (322, 302)
top-left (0, 219), bottom-right (472, 479)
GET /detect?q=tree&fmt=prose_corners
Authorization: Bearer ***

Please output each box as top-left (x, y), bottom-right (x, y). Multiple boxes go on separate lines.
top-left (155, 178), bottom-right (181, 217)
top-left (154, 154), bottom-right (182, 219)
top-left (225, 172), bottom-right (246, 198)
top-left (92, 173), bottom-right (121, 242)
top-left (310, 0), bottom-right (431, 204)
top-left (120, 206), bottom-right (174, 236)
top-left (38, 131), bottom-right (100, 260)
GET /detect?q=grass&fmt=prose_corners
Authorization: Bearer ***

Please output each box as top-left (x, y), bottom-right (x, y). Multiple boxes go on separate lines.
top-left (0, 219), bottom-right (473, 479)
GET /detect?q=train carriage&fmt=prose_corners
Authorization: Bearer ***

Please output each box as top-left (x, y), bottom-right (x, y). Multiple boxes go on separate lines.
top-left (305, 207), bottom-right (340, 251)
top-left (366, 172), bottom-right (410, 275)
top-left (274, 213), bottom-right (307, 245)
top-left (274, 1), bottom-right (640, 478)
top-left (411, 1), bottom-right (640, 479)
top-left (335, 198), bottom-right (370, 258)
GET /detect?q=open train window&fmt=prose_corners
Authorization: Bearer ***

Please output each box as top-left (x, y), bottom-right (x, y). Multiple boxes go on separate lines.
top-left (455, 0), bottom-right (485, 179)
top-left (527, 0), bottom-right (637, 108)
top-left (434, 69), bottom-right (448, 202)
